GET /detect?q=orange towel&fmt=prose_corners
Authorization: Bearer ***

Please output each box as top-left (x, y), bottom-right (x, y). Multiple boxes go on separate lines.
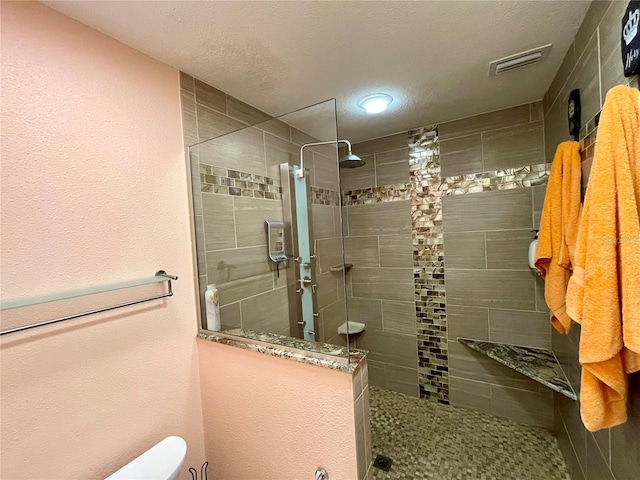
top-left (535, 141), bottom-right (582, 334)
top-left (565, 85), bottom-right (640, 432)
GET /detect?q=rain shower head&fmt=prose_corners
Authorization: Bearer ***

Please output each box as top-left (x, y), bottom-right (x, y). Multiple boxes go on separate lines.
top-left (339, 151), bottom-right (366, 169)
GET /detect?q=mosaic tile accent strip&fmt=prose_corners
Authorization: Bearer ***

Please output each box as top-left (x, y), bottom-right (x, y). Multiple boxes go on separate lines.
top-left (440, 163), bottom-right (549, 195)
top-left (370, 386), bottom-right (570, 479)
top-left (409, 126), bottom-right (449, 405)
top-left (408, 125), bottom-right (551, 406)
top-left (458, 339), bottom-right (576, 400)
top-left (311, 186), bottom-right (340, 206)
top-left (341, 184), bottom-right (411, 206)
top-left (198, 330), bottom-right (367, 373)
top-left (199, 164), bottom-right (282, 199)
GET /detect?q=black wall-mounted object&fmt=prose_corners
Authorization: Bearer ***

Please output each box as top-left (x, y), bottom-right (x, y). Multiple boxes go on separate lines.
top-left (568, 89), bottom-right (581, 141)
top-left (622, 1), bottom-right (640, 77)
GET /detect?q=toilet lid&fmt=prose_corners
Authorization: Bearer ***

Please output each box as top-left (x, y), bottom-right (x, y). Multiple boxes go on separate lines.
top-left (105, 436), bottom-right (187, 480)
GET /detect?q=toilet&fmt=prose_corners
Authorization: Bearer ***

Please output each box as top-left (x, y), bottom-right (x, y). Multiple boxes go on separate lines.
top-left (106, 436), bottom-right (187, 480)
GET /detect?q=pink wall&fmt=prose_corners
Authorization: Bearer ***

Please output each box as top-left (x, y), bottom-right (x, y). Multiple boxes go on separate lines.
top-left (1, 3), bottom-right (361, 479)
top-left (197, 339), bottom-right (358, 479)
top-left (0, 2), bottom-right (205, 478)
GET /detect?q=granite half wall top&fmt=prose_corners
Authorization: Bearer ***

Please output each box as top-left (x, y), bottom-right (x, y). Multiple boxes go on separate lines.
top-left (198, 328), bottom-right (367, 374)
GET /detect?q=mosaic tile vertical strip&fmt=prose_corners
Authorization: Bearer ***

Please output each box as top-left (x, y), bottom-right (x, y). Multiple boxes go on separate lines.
top-left (409, 126), bottom-right (449, 404)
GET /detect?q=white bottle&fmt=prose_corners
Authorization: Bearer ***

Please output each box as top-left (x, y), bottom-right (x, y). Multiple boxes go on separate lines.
top-left (529, 231), bottom-right (539, 271)
top-left (204, 284), bottom-right (221, 331)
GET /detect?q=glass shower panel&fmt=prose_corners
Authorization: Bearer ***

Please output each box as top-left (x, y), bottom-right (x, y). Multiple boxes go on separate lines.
top-left (189, 99), bottom-right (350, 357)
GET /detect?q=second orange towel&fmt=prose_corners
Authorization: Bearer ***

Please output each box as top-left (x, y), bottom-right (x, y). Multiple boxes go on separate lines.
top-left (535, 141), bottom-right (582, 334)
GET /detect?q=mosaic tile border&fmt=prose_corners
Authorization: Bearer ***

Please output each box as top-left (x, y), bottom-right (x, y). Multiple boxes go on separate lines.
top-left (409, 126), bottom-right (449, 405)
top-left (440, 163), bottom-right (549, 196)
top-left (341, 184), bottom-right (411, 206)
top-left (199, 164), bottom-right (282, 199)
top-left (311, 186), bottom-right (340, 206)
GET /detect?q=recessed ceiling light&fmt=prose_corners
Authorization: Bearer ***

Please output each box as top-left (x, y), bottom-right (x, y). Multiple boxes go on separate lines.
top-left (358, 93), bottom-right (393, 114)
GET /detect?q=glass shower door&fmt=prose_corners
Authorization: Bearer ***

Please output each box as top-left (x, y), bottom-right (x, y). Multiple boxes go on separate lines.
top-left (189, 98), bottom-right (350, 355)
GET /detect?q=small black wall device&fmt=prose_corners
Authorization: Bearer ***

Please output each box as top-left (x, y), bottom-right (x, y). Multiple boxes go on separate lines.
top-left (568, 89), bottom-right (581, 140)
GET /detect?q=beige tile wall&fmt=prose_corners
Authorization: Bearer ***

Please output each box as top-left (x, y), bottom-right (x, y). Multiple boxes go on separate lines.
top-left (542, 2), bottom-right (639, 478)
top-left (342, 100), bottom-right (549, 411)
top-left (340, 135), bottom-right (418, 397)
top-left (181, 73), bottom-right (345, 341)
top-left (340, 133), bottom-right (409, 190)
top-left (352, 360), bottom-right (373, 480)
top-left (439, 102), bottom-right (544, 177)
top-left (344, 229), bottom-right (417, 395)
top-left (438, 100), bottom-right (553, 428)
top-left (544, 1), bottom-right (639, 161)
top-left (314, 199), bottom-right (349, 346)
top-left (554, 329), bottom-right (640, 480)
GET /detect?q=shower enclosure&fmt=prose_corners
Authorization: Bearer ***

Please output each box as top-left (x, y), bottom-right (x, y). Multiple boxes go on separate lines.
top-left (189, 99), bottom-right (357, 355)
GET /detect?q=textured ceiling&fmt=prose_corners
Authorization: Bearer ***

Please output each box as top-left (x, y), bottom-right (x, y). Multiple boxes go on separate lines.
top-left (44, 1), bottom-right (590, 143)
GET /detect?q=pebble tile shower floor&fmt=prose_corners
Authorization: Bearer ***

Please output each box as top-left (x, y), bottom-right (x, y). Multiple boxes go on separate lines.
top-left (370, 386), bottom-right (570, 479)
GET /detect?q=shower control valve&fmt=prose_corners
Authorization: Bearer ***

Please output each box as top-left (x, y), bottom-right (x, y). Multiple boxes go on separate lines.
top-left (301, 277), bottom-right (318, 293)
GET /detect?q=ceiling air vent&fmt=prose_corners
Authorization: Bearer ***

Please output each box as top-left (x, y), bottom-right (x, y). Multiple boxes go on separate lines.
top-left (489, 44), bottom-right (552, 76)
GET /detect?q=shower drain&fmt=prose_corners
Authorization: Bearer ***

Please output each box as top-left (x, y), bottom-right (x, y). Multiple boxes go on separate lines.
top-left (373, 454), bottom-right (393, 472)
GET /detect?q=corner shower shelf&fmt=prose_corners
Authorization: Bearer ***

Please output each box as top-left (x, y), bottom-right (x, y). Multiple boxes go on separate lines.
top-left (458, 338), bottom-right (576, 400)
top-left (337, 321), bottom-right (365, 335)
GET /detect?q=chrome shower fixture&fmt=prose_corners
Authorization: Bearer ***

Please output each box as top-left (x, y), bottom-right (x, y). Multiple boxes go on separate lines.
top-left (298, 139), bottom-right (365, 177)
top-left (339, 150), bottom-right (366, 168)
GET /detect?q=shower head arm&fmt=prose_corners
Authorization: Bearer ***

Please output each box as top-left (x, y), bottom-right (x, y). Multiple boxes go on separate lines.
top-left (298, 140), bottom-right (352, 178)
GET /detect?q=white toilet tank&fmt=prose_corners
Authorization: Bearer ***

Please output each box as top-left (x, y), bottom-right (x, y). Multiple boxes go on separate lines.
top-left (105, 436), bottom-right (187, 480)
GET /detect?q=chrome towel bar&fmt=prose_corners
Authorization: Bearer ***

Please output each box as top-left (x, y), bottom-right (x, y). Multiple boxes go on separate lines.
top-left (0, 270), bottom-right (178, 336)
